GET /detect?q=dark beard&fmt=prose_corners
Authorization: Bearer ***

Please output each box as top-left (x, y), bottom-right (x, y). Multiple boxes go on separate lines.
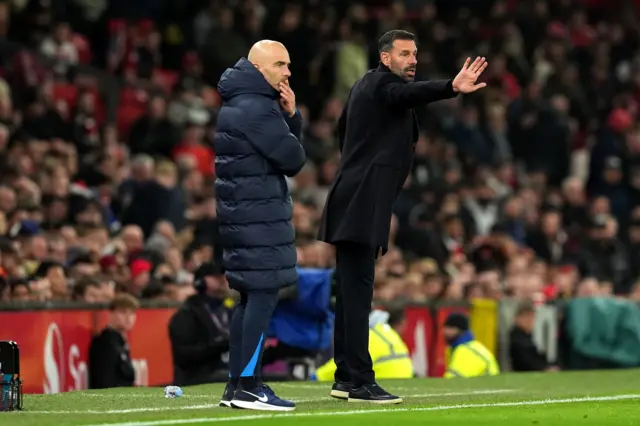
top-left (402, 66), bottom-right (415, 82)
top-left (391, 64), bottom-right (415, 82)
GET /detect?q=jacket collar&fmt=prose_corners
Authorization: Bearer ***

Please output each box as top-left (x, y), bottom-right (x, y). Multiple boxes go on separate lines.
top-left (376, 63), bottom-right (392, 73)
top-left (375, 63), bottom-right (409, 85)
top-left (218, 57), bottom-right (279, 100)
top-left (449, 330), bottom-right (474, 349)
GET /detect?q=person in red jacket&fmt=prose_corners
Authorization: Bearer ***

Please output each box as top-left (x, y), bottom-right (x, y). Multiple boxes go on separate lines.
top-left (173, 121), bottom-right (214, 177)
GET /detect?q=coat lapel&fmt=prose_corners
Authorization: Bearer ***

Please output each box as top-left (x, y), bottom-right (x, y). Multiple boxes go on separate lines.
top-left (375, 64), bottom-right (420, 142)
top-left (411, 109), bottom-right (420, 143)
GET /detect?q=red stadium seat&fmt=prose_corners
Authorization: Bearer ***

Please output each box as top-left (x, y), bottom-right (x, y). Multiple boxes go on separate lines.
top-left (52, 83), bottom-right (78, 108)
top-left (116, 104), bottom-right (146, 137)
top-left (153, 69), bottom-right (179, 94)
top-left (73, 34), bottom-right (92, 64)
top-left (119, 87), bottom-right (149, 109)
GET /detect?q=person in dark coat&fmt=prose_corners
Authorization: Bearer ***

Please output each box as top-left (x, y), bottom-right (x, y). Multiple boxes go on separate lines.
top-left (317, 30), bottom-right (488, 403)
top-left (509, 302), bottom-right (559, 372)
top-left (168, 262), bottom-right (232, 386)
top-left (88, 294), bottom-right (139, 389)
top-left (213, 40), bottom-right (305, 411)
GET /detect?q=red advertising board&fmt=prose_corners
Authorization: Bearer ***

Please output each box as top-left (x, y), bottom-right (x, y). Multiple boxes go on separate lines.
top-left (0, 308), bottom-right (177, 394)
top-left (401, 306), bottom-right (434, 377)
top-left (0, 310), bottom-right (94, 394)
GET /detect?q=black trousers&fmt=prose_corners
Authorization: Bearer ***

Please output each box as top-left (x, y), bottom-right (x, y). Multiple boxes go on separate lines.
top-left (333, 241), bottom-right (376, 387)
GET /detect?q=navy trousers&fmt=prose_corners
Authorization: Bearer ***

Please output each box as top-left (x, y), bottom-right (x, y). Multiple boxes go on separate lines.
top-left (228, 290), bottom-right (279, 390)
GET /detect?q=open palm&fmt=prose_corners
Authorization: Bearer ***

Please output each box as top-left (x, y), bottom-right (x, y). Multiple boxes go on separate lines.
top-left (452, 56), bottom-right (488, 94)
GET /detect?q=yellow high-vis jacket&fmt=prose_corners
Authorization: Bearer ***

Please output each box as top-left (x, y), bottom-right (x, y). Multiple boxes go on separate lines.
top-left (444, 334), bottom-right (500, 379)
top-left (315, 323), bottom-right (414, 381)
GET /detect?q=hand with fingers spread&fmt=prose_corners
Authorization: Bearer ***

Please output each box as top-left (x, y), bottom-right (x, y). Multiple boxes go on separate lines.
top-left (278, 81), bottom-right (296, 117)
top-left (452, 56), bottom-right (489, 94)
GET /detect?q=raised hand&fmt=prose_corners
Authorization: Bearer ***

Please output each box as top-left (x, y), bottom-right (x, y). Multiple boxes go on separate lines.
top-left (278, 81), bottom-right (296, 117)
top-left (452, 56), bottom-right (488, 94)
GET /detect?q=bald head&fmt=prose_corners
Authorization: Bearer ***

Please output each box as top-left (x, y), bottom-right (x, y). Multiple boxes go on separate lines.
top-left (248, 40), bottom-right (286, 64)
top-left (247, 40), bottom-right (291, 90)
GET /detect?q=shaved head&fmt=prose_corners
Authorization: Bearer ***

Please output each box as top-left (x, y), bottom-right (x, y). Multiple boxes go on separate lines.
top-left (248, 40), bottom-right (292, 90)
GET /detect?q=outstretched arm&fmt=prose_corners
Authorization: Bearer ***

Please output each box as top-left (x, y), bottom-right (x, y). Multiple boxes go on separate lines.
top-left (375, 56), bottom-right (489, 109)
top-left (375, 74), bottom-right (456, 109)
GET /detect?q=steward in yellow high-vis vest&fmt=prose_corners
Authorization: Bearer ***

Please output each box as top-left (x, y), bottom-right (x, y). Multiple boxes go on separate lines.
top-left (314, 309), bottom-right (414, 381)
top-left (442, 313), bottom-right (499, 378)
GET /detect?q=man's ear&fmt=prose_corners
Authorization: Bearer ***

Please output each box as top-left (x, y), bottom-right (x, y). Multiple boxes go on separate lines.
top-left (380, 52), bottom-right (391, 68)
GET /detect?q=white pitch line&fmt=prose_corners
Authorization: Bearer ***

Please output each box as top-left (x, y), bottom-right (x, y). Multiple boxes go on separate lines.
top-left (26, 404), bottom-right (222, 414)
top-left (292, 389), bottom-right (512, 404)
top-left (78, 394), bottom-right (213, 399)
top-left (23, 389), bottom-right (512, 415)
top-left (277, 384), bottom-right (479, 392)
top-left (81, 394), bottom-right (640, 426)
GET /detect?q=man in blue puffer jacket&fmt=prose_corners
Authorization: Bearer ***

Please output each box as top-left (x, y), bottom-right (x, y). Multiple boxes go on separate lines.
top-left (213, 40), bottom-right (306, 412)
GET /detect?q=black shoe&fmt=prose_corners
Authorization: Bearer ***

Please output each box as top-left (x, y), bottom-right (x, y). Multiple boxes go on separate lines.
top-left (219, 383), bottom-right (236, 407)
top-left (348, 383), bottom-right (403, 404)
top-left (330, 382), bottom-right (352, 400)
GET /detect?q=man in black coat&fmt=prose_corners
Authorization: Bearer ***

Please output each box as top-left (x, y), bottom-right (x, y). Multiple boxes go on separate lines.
top-left (213, 40), bottom-right (305, 411)
top-left (168, 262), bottom-right (232, 386)
top-left (318, 30), bottom-right (488, 403)
top-left (509, 302), bottom-right (559, 372)
top-left (88, 294), bottom-right (139, 389)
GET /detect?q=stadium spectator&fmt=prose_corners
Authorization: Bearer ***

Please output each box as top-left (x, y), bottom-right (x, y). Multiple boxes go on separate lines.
top-left (72, 276), bottom-right (103, 303)
top-left (509, 302), bottom-right (559, 372)
top-left (168, 262), bottom-right (232, 386)
top-left (88, 294), bottom-right (139, 389)
top-left (443, 313), bottom-right (500, 378)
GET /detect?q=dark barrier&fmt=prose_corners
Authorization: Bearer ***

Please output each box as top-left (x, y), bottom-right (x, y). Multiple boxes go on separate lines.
top-left (0, 341), bottom-right (23, 411)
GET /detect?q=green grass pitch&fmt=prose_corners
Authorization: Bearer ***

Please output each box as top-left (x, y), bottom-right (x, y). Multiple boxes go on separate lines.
top-left (5, 369), bottom-right (640, 425)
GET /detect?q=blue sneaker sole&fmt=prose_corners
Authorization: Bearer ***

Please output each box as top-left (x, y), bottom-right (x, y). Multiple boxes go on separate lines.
top-left (219, 400), bottom-right (232, 408)
top-left (230, 399), bottom-right (296, 411)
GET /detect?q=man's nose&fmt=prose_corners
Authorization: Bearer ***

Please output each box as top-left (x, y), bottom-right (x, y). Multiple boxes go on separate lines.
top-left (283, 66), bottom-right (291, 77)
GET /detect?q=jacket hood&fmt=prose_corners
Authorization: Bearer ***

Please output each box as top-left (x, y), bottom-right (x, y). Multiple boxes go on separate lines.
top-left (218, 57), bottom-right (278, 101)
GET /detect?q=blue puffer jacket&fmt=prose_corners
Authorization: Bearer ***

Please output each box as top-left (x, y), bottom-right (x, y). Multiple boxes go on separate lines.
top-left (214, 58), bottom-right (306, 291)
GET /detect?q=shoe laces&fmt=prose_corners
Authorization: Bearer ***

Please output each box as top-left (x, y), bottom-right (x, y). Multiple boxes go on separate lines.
top-left (261, 384), bottom-right (276, 396)
top-left (368, 383), bottom-right (386, 395)
top-left (261, 384), bottom-right (288, 402)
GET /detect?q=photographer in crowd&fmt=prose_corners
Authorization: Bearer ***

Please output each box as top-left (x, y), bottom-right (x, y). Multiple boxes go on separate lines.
top-left (168, 262), bottom-right (233, 386)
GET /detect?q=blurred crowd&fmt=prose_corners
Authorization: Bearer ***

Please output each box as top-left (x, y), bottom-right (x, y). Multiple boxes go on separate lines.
top-left (1, 0), bottom-right (640, 307)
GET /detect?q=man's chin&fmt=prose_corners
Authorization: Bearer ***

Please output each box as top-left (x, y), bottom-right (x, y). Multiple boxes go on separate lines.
top-left (404, 75), bottom-right (415, 82)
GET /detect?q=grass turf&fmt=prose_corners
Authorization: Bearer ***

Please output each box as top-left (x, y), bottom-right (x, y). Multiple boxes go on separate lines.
top-left (4, 369), bottom-right (640, 426)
